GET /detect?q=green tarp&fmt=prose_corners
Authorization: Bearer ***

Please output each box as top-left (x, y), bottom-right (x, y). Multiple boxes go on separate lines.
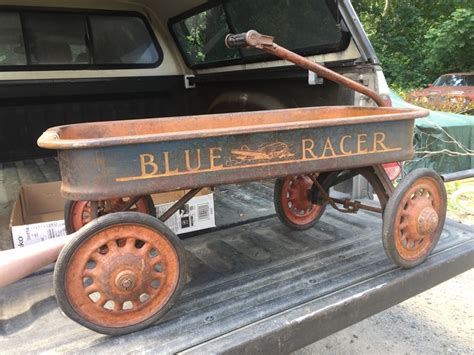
top-left (390, 91), bottom-right (474, 174)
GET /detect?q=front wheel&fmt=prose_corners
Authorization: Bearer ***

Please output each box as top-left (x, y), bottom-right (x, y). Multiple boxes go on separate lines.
top-left (54, 212), bottom-right (186, 335)
top-left (382, 169), bottom-right (447, 268)
top-left (274, 175), bottom-right (326, 231)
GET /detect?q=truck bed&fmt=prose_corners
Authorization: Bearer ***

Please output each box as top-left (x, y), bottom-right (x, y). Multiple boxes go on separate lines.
top-left (0, 159), bottom-right (473, 353)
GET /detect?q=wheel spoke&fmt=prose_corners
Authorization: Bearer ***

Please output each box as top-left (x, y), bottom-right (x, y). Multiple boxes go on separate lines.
top-left (84, 285), bottom-right (98, 294)
top-left (139, 244), bottom-right (152, 256)
top-left (401, 210), bottom-right (410, 218)
top-left (107, 240), bottom-right (119, 253)
top-left (152, 255), bottom-right (163, 264)
top-left (125, 238), bottom-right (136, 251)
top-left (83, 269), bottom-right (97, 278)
top-left (288, 187), bottom-right (298, 196)
top-left (146, 286), bottom-right (157, 295)
top-left (153, 272), bottom-right (164, 280)
top-left (399, 222), bottom-right (409, 230)
top-left (113, 301), bottom-right (123, 312)
top-left (96, 294), bottom-right (108, 307)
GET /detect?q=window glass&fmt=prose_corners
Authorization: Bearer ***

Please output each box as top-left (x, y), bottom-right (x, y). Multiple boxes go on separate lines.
top-left (172, 6), bottom-right (238, 66)
top-left (433, 74), bottom-right (474, 87)
top-left (23, 12), bottom-right (90, 65)
top-left (0, 10), bottom-right (160, 69)
top-left (227, 0), bottom-right (342, 57)
top-left (90, 15), bottom-right (159, 65)
top-left (171, 0), bottom-right (345, 67)
top-left (0, 12), bottom-right (26, 65)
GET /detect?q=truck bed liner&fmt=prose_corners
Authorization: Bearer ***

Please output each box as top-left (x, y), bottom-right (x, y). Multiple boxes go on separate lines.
top-left (0, 159), bottom-right (472, 353)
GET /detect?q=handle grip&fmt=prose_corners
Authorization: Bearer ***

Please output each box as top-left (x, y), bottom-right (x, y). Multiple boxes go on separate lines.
top-left (225, 32), bottom-right (249, 49)
top-left (225, 30), bottom-right (274, 49)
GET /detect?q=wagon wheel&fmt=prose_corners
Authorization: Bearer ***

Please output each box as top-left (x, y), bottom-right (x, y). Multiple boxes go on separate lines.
top-left (54, 212), bottom-right (186, 335)
top-left (383, 169), bottom-right (447, 268)
top-left (64, 195), bottom-right (156, 234)
top-left (274, 175), bottom-right (326, 230)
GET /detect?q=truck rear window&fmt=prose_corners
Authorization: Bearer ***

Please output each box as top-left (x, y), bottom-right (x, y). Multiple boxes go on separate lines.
top-left (0, 9), bottom-right (161, 70)
top-left (170, 0), bottom-right (349, 68)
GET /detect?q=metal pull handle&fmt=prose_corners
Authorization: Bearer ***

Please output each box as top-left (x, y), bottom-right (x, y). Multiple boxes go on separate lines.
top-left (225, 30), bottom-right (274, 49)
top-left (225, 30), bottom-right (387, 107)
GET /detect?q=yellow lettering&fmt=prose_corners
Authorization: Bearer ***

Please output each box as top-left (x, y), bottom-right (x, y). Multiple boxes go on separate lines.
top-left (140, 153), bottom-right (159, 176)
top-left (373, 132), bottom-right (389, 151)
top-left (185, 149), bottom-right (202, 171)
top-left (302, 139), bottom-right (317, 160)
top-left (322, 137), bottom-right (336, 157)
top-left (163, 152), bottom-right (179, 174)
top-left (339, 135), bottom-right (353, 155)
top-left (209, 147), bottom-right (223, 169)
top-left (357, 134), bottom-right (368, 154)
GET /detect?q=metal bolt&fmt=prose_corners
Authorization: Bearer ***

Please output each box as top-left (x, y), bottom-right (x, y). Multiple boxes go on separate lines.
top-left (115, 271), bottom-right (136, 291)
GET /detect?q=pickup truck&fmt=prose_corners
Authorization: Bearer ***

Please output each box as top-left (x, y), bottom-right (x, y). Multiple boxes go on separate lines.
top-left (0, 0), bottom-right (472, 352)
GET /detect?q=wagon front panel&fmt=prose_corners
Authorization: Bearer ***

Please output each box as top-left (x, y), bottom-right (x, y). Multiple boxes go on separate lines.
top-left (58, 119), bottom-right (414, 200)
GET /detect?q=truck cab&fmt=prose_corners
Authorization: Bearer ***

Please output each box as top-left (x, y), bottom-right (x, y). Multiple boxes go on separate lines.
top-left (0, 0), bottom-right (390, 162)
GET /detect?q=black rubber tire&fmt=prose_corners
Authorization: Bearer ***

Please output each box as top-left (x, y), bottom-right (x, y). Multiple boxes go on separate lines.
top-left (54, 212), bottom-right (186, 335)
top-left (64, 195), bottom-right (156, 234)
top-left (382, 169), bottom-right (447, 269)
top-left (274, 176), bottom-right (326, 231)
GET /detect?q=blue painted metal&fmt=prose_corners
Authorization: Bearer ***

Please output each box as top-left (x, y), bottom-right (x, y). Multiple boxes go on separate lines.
top-left (38, 106), bottom-right (426, 200)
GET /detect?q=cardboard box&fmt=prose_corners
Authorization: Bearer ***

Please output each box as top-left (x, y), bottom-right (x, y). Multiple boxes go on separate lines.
top-left (10, 182), bottom-right (215, 248)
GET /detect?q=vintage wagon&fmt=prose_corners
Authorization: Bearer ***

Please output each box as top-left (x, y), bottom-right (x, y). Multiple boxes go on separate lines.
top-left (38, 31), bottom-right (446, 335)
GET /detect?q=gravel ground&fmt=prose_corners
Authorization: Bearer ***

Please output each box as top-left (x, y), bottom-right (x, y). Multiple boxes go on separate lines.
top-left (294, 268), bottom-right (474, 354)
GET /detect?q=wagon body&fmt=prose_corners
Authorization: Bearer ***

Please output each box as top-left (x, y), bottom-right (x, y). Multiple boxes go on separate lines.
top-left (38, 106), bottom-right (427, 201)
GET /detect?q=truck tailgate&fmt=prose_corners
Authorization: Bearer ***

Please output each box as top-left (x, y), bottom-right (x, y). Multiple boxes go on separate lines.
top-left (0, 159), bottom-right (473, 353)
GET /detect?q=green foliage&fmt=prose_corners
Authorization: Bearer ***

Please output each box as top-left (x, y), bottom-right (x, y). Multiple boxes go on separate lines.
top-left (352, 0), bottom-right (474, 90)
top-left (424, 8), bottom-right (474, 77)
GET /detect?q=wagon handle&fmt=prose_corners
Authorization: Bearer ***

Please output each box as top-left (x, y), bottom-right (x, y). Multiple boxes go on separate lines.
top-left (225, 30), bottom-right (388, 107)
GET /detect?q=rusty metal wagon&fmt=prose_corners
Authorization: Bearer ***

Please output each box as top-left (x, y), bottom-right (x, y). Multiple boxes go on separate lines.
top-left (37, 31), bottom-right (447, 335)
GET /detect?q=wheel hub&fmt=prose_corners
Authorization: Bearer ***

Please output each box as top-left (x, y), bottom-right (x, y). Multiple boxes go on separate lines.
top-left (288, 176), bottom-right (314, 211)
top-left (115, 270), bottom-right (137, 291)
top-left (402, 191), bottom-right (439, 241)
top-left (417, 207), bottom-right (439, 236)
top-left (97, 250), bottom-right (153, 303)
top-left (278, 175), bottom-right (325, 228)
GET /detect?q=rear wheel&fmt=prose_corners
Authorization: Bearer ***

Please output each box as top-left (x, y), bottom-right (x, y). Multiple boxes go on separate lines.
top-left (274, 175), bottom-right (325, 230)
top-left (383, 169), bottom-right (447, 268)
top-left (54, 212), bottom-right (186, 335)
top-left (64, 195), bottom-right (156, 234)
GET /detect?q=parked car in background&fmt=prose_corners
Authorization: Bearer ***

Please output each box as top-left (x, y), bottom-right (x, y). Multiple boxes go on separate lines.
top-left (408, 73), bottom-right (474, 114)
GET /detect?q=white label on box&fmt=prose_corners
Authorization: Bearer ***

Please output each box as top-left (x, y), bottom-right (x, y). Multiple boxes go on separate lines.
top-left (12, 220), bottom-right (67, 248)
top-left (157, 194), bottom-right (215, 234)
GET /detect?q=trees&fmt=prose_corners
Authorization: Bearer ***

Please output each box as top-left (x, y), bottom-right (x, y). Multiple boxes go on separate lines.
top-left (424, 8), bottom-right (474, 79)
top-left (352, 0), bottom-right (474, 90)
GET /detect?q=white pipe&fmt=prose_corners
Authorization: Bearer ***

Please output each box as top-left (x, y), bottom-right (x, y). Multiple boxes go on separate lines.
top-left (0, 235), bottom-right (73, 288)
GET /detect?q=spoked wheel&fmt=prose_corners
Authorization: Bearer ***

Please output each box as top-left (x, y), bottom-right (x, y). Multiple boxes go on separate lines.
top-left (54, 212), bottom-right (186, 335)
top-left (64, 195), bottom-right (156, 234)
top-left (274, 175), bottom-right (325, 230)
top-left (383, 169), bottom-right (447, 268)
